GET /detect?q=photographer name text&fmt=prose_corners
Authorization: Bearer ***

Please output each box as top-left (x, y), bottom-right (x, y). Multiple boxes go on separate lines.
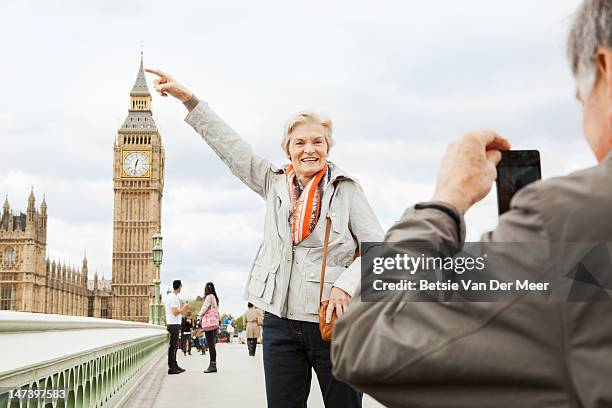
top-left (372, 279), bottom-right (550, 292)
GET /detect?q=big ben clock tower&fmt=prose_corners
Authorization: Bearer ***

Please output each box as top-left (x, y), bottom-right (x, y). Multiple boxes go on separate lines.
top-left (112, 53), bottom-right (164, 323)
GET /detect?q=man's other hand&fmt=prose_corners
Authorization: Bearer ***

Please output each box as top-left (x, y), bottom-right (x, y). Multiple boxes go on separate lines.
top-left (144, 68), bottom-right (193, 103)
top-left (432, 131), bottom-right (511, 213)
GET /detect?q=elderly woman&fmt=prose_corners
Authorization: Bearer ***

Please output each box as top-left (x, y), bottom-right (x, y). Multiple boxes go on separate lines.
top-left (145, 68), bottom-right (383, 408)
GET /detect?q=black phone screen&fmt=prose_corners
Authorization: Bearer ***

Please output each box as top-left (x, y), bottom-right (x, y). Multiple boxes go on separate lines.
top-left (496, 150), bottom-right (541, 215)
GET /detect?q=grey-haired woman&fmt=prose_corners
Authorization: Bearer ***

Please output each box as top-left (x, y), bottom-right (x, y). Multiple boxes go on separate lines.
top-left (146, 68), bottom-right (383, 408)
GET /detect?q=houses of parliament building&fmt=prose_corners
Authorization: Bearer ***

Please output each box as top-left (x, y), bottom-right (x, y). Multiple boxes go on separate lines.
top-left (0, 55), bottom-right (164, 323)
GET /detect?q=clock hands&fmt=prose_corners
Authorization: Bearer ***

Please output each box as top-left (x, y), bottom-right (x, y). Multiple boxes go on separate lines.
top-left (125, 153), bottom-right (147, 176)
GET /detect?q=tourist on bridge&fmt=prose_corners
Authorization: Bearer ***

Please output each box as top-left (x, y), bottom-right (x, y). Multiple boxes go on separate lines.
top-left (198, 282), bottom-right (220, 373)
top-left (164, 279), bottom-right (189, 375)
top-left (192, 324), bottom-right (207, 355)
top-left (226, 318), bottom-right (235, 343)
top-left (181, 312), bottom-right (194, 356)
top-left (145, 67), bottom-right (384, 408)
top-left (243, 303), bottom-right (263, 357)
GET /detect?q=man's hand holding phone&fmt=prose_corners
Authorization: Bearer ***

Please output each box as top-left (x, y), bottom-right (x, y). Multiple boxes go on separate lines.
top-left (431, 131), bottom-right (511, 213)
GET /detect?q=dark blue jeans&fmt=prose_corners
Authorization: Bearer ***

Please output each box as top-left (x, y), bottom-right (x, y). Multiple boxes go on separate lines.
top-left (263, 312), bottom-right (362, 408)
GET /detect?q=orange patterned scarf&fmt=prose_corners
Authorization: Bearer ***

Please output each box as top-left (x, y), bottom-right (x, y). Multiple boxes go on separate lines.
top-left (286, 163), bottom-right (329, 244)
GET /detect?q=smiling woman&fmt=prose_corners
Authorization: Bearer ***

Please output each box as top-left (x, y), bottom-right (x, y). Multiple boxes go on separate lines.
top-left (144, 67), bottom-right (384, 407)
top-left (282, 111), bottom-right (334, 186)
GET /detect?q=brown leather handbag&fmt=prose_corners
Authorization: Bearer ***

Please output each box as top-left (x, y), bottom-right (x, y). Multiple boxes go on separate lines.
top-left (318, 217), bottom-right (335, 341)
top-left (318, 217), bottom-right (360, 341)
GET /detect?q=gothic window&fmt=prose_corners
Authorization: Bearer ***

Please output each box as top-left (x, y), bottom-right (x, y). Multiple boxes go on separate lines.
top-left (101, 298), bottom-right (108, 318)
top-left (88, 297), bottom-right (94, 317)
top-left (3, 247), bottom-right (14, 265)
top-left (0, 284), bottom-right (16, 310)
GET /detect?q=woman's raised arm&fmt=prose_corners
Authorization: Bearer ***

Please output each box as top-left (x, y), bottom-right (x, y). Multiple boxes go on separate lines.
top-left (145, 68), bottom-right (274, 198)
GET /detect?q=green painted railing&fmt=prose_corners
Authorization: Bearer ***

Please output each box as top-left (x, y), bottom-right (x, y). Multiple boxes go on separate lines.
top-left (0, 312), bottom-right (167, 408)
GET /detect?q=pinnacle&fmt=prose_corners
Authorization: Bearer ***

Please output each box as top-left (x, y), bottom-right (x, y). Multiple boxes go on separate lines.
top-left (130, 52), bottom-right (150, 97)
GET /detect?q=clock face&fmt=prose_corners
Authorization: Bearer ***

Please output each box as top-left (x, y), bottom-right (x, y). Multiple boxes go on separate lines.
top-left (123, 152), bottom-right (150, 177)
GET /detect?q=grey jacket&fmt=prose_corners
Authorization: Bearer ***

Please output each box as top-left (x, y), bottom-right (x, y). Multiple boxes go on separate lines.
top-left (185, 102), bottom-right (384, 322)
top-left (332, 152), bottom-right (612, 407)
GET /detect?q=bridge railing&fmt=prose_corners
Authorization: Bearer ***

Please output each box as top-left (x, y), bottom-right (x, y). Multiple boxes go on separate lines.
top-left (0, 311), bottom-right (167, 408)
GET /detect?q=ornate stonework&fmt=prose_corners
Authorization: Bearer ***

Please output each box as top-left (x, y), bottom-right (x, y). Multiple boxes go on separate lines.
top-left (0, 192), bottom-right (109, 317)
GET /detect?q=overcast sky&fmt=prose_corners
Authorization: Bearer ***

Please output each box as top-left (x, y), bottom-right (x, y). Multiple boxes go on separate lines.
top-left (0, 0), bottom-right (591, 317)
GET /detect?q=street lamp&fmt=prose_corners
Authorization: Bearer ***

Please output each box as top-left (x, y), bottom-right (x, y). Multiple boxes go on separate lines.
top-left (149, 230), bottom-right (165, 325)
top-left (152, 231), bottom-right (163, 266)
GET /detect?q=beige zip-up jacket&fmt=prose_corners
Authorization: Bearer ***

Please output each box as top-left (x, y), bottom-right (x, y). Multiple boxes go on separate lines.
top-left (185, 102), bottom-right (384, 322)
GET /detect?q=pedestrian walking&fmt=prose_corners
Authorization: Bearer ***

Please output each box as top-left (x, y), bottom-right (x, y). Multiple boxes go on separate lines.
top-left (243, 303), bottom-right (263, 356)
top-left (164, 279), bottom-right (189, 375)
top-left (198, 282), bottom-right (220, 373)
top-left (226, 320), bottom-right (234, 343)
top-left (181, 312), bottom-right (194, 356)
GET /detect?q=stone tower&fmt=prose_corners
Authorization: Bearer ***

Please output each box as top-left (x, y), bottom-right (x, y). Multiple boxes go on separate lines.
top-left (111, 53), bottom-right (165, 323)
top-left (0, 190), bottom-right (48, 311)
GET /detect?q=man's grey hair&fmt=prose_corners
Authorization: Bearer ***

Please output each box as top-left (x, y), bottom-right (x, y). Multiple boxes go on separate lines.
top-left (568, 0), bottom-right (612, 98)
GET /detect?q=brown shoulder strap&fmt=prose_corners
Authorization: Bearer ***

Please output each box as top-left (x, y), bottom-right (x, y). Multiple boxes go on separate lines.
top-left (319, 217), bottom-right (332, 303)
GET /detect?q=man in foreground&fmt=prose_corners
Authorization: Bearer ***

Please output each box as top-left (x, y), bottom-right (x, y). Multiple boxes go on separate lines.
top-left (332, 0), bottom-right (612, 406)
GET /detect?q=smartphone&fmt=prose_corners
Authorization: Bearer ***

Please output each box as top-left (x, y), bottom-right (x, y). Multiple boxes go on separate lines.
top-left (496, 150), bottom-right (541, 215)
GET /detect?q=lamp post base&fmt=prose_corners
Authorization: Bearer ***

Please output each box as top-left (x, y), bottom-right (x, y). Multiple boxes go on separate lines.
top-left (150, 278), bottom-right (164, 326)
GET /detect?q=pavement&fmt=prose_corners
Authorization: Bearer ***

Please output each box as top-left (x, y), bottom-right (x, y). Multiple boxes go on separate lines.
top-left (149, 340), bottom-right (385, 408)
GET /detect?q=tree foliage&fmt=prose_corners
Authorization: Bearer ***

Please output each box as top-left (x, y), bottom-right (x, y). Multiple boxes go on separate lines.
top-left (234, 315), bottom-right (245, 331)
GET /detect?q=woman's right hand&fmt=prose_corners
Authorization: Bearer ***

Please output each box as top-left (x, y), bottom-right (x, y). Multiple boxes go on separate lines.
top-left (144, 68), bottom-right (193, 103)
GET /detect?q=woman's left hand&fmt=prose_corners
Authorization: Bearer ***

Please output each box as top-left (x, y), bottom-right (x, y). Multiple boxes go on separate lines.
top-left (326, 287), bottom-right (351, 323)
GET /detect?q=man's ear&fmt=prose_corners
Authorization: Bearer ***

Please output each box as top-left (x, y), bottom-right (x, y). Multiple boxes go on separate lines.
top-left (596, 47), bottom-right (612, 148)
top-left (596, 46), bottom-right (612, 98)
